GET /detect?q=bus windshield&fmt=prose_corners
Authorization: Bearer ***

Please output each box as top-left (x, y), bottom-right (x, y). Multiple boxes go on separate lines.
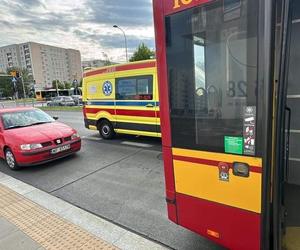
top-left (166, 0), bottom-right (260, 156)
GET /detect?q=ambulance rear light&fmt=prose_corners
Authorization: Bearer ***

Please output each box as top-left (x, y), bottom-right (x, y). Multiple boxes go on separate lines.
top-left (83, 105), bottom-right (87, 118)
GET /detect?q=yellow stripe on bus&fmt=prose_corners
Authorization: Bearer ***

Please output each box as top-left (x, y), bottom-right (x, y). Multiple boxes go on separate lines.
top-left (174, 160), bottom-right (262, 213)
top-left (173, 148), bottom-right (262, 167)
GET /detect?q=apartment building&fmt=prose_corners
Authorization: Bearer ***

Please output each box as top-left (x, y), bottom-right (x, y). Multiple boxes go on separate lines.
top-left (0, 42), bottom-right (82, 89)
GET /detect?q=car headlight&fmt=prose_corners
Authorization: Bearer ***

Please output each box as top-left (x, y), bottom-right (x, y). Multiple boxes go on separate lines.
top-left (71, 133), bottom-right (80, 140)
top-left (20, 143), bottom-right (43, 151)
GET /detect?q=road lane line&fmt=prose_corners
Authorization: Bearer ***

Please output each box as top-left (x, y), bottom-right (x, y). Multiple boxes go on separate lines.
top-left (121, 141), bottom-right (153, 148)
top-left (81, 136), bottom-right (102, 141)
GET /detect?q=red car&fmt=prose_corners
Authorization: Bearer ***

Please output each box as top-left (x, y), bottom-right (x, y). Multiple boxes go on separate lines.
top-left (0, 107), bottom-right (81, 170)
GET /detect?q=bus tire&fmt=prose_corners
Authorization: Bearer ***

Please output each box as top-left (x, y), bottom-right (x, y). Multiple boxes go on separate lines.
top-left (98, 120), bottom-right (115, 139)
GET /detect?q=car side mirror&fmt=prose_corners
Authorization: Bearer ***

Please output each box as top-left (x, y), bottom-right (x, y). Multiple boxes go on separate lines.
top-left (53, 116), bottom-right (59, 120)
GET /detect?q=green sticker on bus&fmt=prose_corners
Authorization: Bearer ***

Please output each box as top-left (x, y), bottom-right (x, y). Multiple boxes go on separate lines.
top-left (224, 136), bottom-right (243, 155)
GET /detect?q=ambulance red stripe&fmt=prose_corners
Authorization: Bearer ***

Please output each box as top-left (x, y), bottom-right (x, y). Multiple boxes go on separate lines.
top-left (83, 61), bottom-right (156, 78)
top-left (85, 107), bottom-right (160, 118)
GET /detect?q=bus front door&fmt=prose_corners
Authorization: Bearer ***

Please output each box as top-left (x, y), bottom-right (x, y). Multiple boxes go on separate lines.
top-left (275, 0), bottom-right (300, 249)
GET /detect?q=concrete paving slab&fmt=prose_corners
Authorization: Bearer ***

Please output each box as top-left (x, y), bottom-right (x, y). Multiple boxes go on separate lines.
top-left (0, 218), bottom-right (18, 240)
top-left (0, 230), bottom-right (41, 250)
top-left (0, 176), bottom-right (35, 195)
top-left (0, 170), bottom-right (10, 181)
top-left (24, 189), bottom-right (74, 214)
top-left (61, 205), bottom-right (128, 243)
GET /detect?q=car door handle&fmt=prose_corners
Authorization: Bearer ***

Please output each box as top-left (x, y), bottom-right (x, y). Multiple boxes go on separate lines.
top-left (145, 104), bottom-right (154, 108)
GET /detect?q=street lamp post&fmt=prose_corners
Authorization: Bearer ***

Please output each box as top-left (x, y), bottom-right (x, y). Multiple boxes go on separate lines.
top-left (113, 25), bottom-right (128, 62)
top-left (20, 74), bottom-right (26, 99)
top-left (56, 79), bottom-right (59, 96)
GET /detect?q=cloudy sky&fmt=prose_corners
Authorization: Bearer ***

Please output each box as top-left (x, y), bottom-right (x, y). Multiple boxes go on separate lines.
top-left (0, 0), bottom-right (155, 62)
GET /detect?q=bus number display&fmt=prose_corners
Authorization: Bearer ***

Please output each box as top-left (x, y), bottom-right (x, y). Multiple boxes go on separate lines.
top-left (174, 0), bottom-right (193, 9)
top-left (227, 81), bottom-right (247, 97)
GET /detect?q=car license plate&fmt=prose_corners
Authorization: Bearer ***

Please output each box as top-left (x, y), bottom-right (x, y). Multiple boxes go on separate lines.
top-left (51, 144), bottom-right (71, 154)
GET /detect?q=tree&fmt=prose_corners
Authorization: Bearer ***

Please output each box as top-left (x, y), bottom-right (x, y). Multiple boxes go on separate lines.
top-left (6, 67), bottom-right (33, 98)
top-left (64, 82), bottom-right (72, 89)
top-left (0, 75), bottom-right (13, 98)
top-left (52, 80), bottom-right (65, 89)
top-left (129, 43), bottom-right (155, 62)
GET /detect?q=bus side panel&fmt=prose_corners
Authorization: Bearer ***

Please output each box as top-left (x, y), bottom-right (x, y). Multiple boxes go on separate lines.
top-left (153, 0), bottom-right (172, 146)
top-left (163, 146), bottom-right (177, 223)
top-left (153, 0), bottom-right (177, 224)
top-left (173, 148), bottom-right (262, 249)
top-left (176, 193), bottom-right (260, 250)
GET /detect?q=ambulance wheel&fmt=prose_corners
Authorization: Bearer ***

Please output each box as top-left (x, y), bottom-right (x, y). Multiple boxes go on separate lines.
top-left (98, 120), bottom-right (115, 139)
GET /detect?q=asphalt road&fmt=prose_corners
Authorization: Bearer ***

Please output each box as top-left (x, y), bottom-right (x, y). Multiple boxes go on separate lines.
top-left (0, 111), bottom-right (223, 250)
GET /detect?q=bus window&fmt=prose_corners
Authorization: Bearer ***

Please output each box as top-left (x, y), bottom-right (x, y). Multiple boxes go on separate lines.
top-left (166, 0), bottom-right (259, 155)
top-left (116, 75), bottom-right (153, 100)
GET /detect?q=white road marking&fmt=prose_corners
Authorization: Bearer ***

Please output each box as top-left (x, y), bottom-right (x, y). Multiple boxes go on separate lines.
top-left (121, 141), bottom-right (153, 148)
top-left (81, 136), bottom-right (102, 141)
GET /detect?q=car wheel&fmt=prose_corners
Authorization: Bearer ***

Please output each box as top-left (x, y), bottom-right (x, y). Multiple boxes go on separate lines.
top-left (5, 148), bottom-right (19, 170)
top-left (98, 120), bottom-right (115, 139)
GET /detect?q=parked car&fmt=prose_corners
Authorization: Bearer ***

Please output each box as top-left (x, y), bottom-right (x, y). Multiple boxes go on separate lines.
top-left (0, 97), bottom-right (13, 101)
top-left (47, 96), bottom-right (75, 106)
top-left (0, 107), bottom-right (81, 169)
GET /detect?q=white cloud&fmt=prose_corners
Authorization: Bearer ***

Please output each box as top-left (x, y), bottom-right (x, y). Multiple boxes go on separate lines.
top-left (0, 0), bottom-right (155, 62)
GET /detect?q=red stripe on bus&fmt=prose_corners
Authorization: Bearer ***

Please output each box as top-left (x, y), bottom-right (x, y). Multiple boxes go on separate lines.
top-left (83, 61), bottom-right (156, 77)
top-left (173, 155), bottom-right (262, 174)
top-left (176, 193), bottom-right (260, 250)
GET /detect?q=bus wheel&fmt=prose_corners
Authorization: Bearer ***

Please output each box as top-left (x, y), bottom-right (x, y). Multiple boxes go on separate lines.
top-left (98, 120), bottom-right (115, 139)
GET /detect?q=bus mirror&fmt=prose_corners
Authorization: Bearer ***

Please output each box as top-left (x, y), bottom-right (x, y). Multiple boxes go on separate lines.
top-left (53, 116), bottom-right (59, 120)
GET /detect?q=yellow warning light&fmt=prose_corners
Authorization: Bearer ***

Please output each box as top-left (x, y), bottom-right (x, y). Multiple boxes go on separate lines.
top-left (207, 229), bottom-right (220, 239)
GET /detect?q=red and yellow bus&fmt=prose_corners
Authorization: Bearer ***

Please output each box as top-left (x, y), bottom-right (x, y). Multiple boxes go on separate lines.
top-left (153, 0), bottom-right (300, 249)
top-left (35, 88), bottom-right (82, 101)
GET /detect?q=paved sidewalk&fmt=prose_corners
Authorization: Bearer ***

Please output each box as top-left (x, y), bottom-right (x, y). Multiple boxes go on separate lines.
top-left (0, 172), bottom-right (167, 250)
top-left (0, 217), bottom-right (42, 250)
top-left (0, 183), bottom-right (117, 250)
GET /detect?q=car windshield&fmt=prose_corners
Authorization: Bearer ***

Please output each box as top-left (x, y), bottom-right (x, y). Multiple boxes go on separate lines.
top-left (2, 109), bottom-right (54, 129)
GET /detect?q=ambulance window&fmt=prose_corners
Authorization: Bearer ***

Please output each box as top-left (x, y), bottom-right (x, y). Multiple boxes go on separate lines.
top-left (116, 75), bottom-right (153, 100)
